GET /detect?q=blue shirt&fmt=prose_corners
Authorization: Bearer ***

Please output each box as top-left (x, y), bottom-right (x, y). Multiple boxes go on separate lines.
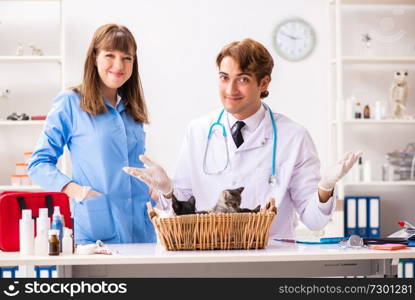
top-left (28, 90), bottom-right (156, 244)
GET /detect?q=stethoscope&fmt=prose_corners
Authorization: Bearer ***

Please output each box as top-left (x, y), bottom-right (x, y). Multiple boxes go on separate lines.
top-left (202, 103), bottom-right (278, 186)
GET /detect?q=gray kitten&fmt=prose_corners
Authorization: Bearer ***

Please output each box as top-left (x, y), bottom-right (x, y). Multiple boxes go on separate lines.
top-left (212, 187), bottom-right (260, 213)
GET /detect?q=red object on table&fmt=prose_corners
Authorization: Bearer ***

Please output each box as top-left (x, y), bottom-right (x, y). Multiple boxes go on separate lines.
top-left (30, 115), bottom-right (47, 120)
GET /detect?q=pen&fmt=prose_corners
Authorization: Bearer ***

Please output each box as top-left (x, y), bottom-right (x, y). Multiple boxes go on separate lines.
top-left (274, 238), bottom-right (297, 243)
top-left (319, 237), bottom-right (347, 244)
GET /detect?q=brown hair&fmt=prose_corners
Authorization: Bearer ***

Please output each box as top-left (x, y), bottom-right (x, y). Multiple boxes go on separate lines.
top-left (216, 38), bottom-right (274, 98)
top-left (73, 24), bottom-right (149, 123)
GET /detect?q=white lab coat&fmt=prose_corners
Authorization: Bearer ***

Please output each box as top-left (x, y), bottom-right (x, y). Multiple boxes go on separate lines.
top-left (160, 105), bottom-right (334, 238)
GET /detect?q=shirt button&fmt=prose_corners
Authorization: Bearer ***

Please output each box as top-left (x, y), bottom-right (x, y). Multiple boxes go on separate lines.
top-left (124, 161), bottom-right (128, 165)
top-left (232, 181), bottom-right (237, 185)
top-left (128, 198), bottom-right (132, 202)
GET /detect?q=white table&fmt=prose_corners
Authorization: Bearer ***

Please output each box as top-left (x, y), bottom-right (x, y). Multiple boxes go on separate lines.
top-left (1, 240), bottom-right (415, 277)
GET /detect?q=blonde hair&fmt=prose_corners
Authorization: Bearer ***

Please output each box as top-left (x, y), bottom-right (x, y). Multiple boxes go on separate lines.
top-left (216, 38), bottom-right (274, 98)
top-left (73, 24), bottom-right (149, 123)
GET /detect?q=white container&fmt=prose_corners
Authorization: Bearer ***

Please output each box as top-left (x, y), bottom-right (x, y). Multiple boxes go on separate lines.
top-left (21, 175), bottom-right (31, 185)
top-left (34, 228), bottom-right (48, 255)
top-left (19, 209), bottom-right (34, 255)
top-left (374, 101), bottom-right (382, 120)
top-left (15, 163), bottom-right (28, 175)
top-left (363, 160), bottom-right (372, 182)
top-left (62, 228), bottom-right (73, 255)
top-left (24, 152), bottom-right (33, 164)
top-left (10, 175), bottom-right (21, 186)
top-left (36, 208), bottom-right (50, 237)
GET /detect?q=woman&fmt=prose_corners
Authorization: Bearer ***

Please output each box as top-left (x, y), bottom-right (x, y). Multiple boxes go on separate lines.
top-left (29, 24), bottom-right (156, 244)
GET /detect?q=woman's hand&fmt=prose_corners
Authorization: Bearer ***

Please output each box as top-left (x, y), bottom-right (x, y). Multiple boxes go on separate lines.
top-left (62, 182), bottom-right (102, 202)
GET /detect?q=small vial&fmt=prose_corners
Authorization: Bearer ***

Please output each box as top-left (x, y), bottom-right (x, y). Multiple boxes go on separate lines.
top-left (355, 102), bottom-right (362, 119)
top-left (363, 104), bottom-right (370, 119)
top-left (48, 229), bottom-right (60, 256)
top-left (357, 157), bottom-right (363, 181)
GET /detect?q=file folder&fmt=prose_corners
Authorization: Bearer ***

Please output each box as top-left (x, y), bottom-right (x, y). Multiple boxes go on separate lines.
top-left (368, 196), bottom-right (380, 238)
top-left (357, 197), bottom-right (368, 237)
top-left (344, 197), bottom-right (356, 237)
top-left (404, 260), bottom-right (414, 278)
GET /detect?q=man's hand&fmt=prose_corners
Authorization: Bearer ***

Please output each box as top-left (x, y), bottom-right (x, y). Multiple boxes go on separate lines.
top-left (123, 155), bottom-right (173, 196)
top-left (318, 151), bottom-right (363, 192)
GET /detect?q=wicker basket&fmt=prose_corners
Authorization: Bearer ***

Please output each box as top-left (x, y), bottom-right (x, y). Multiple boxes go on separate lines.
top-left (146, 198), bottom-right (277, 250)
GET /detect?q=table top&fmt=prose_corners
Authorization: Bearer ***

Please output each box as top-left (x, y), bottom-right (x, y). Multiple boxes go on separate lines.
top-left (1, 240), bottom-right (415, 267)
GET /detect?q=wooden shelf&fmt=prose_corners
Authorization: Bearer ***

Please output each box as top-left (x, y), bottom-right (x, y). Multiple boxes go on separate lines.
top-left (331, 57), bottom-right (415, 64)
top-left (0, 120), bottom-right (45, 126)
top-left (344, 181), bottom-right (415, 186)
top-left (0, 56), bottom-right (62, 62)
top-left (0, 185), bottom-right (42, 191)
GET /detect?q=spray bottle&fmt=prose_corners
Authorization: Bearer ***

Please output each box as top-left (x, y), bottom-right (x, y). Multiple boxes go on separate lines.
top-left (51, 206), bottom-right (63, 252)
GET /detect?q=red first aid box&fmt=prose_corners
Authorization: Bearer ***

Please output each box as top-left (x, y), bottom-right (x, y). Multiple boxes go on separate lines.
top-left (0, 191), bottom-right (72, 252)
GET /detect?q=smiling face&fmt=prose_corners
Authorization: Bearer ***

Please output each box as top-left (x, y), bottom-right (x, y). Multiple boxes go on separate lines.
top-left (96, 49), bottom-right (134, 93)
top-left (219, 56), bottom-right (270, 120)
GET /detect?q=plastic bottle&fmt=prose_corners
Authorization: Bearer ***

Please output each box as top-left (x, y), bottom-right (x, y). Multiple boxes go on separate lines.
top-left (62, 228), bottom-right (73, 255)
top-left (36, 208), bottom-right (50, 237)
top-left (51, 206), bottom-right (63, 252)
top-left (19, 209), bottom-right (34, 255)
top-left (48, 229), bottom-right (60, 256)
top-left (374, 101), bottom-right (382, 120)
top-left (34, 228), bottom-right (48, 255)
top-left (363, 160), bottom-right (372, 182)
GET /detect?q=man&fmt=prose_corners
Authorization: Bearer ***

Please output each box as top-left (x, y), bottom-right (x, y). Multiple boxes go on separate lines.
top-left (126, 39), bottom-right (360, 238)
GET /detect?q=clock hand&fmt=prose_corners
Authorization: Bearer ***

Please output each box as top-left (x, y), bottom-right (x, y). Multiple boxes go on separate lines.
top-left (280, 31), bottom-right (298, 40)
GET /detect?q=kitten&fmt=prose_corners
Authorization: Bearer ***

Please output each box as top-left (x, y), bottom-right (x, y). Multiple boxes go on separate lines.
top-left (171, 194), bottom-right (196, 215)
top-left (171, 194), bottom-right (208, 215)
top-left (212, 187), bottom-right (261, 213)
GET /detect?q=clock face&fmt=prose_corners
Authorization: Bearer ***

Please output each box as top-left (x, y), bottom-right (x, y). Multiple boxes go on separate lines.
top-left (273, 18), bottom-right (316, 62)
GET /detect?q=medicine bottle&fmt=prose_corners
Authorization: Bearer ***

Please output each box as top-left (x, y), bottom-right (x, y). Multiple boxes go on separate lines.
top-left (363, 104), bottom-right (370, 119)
top-left (48, 229), bottom-right (60, 256)
top-left (354, 102), bottom-right (362, 119)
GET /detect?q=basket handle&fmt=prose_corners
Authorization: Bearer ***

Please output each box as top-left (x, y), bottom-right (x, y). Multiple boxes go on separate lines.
top-left (264, 197), bottom-right (277, 214)
top-left (146, 202), bottom-right (158, 220)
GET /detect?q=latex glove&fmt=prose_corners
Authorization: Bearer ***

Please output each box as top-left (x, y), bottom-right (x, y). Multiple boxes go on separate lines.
top-left (62, 182), bottom-right (102, 203)
top-left (318, 151), bottom-right (363, 191)
top-left (123, 155), bottom-right (173, 195)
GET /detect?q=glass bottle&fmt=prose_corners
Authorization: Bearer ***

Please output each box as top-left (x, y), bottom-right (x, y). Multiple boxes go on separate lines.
top-left (363, 104), bottom-right (370, 119)
top-left (48, 229), bottom-right (60, 256)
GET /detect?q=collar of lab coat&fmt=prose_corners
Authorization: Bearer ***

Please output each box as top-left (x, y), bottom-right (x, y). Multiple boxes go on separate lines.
top-left (213, 103), bottom-right (274, 153)
top-left (228, 104), bottom-right (265, 134)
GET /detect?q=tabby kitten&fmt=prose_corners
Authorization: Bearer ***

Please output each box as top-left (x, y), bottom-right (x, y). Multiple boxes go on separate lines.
top-left (212, 187), bottom-right (261, 213)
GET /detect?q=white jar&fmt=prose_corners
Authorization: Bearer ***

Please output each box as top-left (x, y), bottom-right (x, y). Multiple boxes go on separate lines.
top-left (20, 175), bottom-right (31, 186)
top-left (11, 175), bottom-right (21, 186)
top-left (23, 152), bottom-right (33, 164)
top-left (15, 162), bottom-right (28, 175)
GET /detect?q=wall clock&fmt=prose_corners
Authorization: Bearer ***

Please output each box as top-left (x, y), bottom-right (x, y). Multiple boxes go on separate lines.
top-left (273, 18), bottom-right (316, 62)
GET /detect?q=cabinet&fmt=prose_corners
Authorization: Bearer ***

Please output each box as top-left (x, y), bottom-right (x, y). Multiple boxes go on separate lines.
top-left (0, 0), bottom-right (66, 191)
top-left (328, 0), bottom-right (415, 235)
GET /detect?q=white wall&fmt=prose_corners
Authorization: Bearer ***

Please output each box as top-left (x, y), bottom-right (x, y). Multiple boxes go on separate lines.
top-left (63, 0), bottom-right (331, 174)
